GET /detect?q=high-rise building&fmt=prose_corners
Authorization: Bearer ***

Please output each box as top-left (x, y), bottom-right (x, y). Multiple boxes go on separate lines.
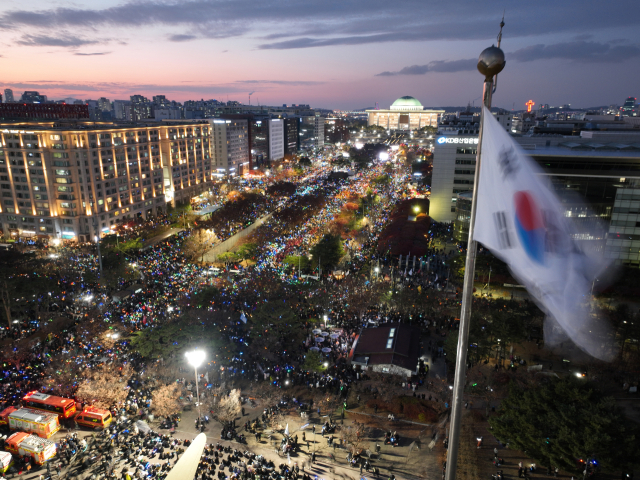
top-left (130, 95), bottom-right (152, 121)
top-left (0, 121), bottom-right (213, 242)
top-left (209, 119), bottom-right (250, 177)
top-left (113, 100), bottom-right (132, 121)
top-left (21, 91), bottom-right (47, 104)
top-left (268, 119), bottom-right (284, 162)
top-left (250, 117), bottom-right (269, 167)
top-left (283, 118), bottom-right (301, 155)
top-left (98, 97), bottom-right (111, 113)
top-left (4, 89), bottom-right (14, 103)
top-left (300, 115), bottom-right (325, 150)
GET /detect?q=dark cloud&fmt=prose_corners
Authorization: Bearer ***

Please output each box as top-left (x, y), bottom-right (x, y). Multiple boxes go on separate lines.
top-left (376, 59), bottom-right (477, 76)
top-left (16, 34), bottom-right (98, 47)
top-left (510, 40), bottom-right (640, 63)
top-left (168, 34), bottom-right (197, 42)
top-left (2, 1), bottom-right (640, 50)
top-left (74, 52), bottom-right (111, 56)
top-left (377, 39), bottom-right (640, 77)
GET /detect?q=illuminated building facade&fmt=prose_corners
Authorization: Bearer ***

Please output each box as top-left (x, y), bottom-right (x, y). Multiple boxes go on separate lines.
top-left (0, 121), bottom-right (214, 242)
top-left (209, 119), bottom-right (249, 177)
top-left (366, 96), bottom-right (443, 132)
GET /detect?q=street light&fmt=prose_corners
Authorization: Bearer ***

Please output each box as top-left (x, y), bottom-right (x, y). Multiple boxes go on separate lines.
top-left (185, 350), bottom-right (206, 421)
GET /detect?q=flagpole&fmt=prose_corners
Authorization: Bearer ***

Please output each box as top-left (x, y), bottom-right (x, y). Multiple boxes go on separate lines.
top-left (444, 45), bottom-right (505, 480)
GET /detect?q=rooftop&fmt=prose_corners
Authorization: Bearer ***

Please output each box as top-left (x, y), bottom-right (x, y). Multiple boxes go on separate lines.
top-left (351, 323), bottom-right (420, 372)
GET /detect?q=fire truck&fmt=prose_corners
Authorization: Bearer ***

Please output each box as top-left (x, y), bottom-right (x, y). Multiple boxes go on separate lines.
top-left (0, 407), bottom-right (61, 438)
top-left (4, 432), bottom-right (57, 465)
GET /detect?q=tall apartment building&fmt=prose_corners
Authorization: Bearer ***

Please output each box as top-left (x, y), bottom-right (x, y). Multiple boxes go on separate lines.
top-left (130, 95), bottom-right (152, 121)
top-left (113, 101), bottom-right (132, 121)
top-left (3, 89), bottom-right (14, 103)
top-left (283, 117), bottom-right (300, 155)
top-left (268, 119), bottom-right (284, 162)
top-left (209, 119), bottom-right (250, 177)
top-left (300, 115), bottom-right (325, 150)
top-left (97, 97), bottom-right (111, 113)
top-left (0, 121), bottom-right (213, 242)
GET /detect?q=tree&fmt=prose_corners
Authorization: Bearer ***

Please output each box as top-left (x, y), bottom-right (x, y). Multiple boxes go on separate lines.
top-left (299, 156), bottom-right (312, 167)
top-left (302, 350), bottom-right (324, 373)
top-left (217, 251), bottom-right (239, 265)
top-left (310, 234), bottom-right (344, 271)
top-left (236, 242), bottom-right (257, 260)
top-left (283, 255), bottom-right (310, 270)
top-left (184, 229), bottom-right (215, 263)
top-left (489, 378), bottom-right (640, 472)
top-left (76, 364), bottom-right (133, 408)
top-left (209, 388), bottom-right (242, 425)
top-left (151, 384), bottom-right (182, 418)
top-left (129, 320), bottom-right (228, 360)
top-left (340, 423), bottom-right (368, 456)
top-left (0, 266), bottom-right (60, 328)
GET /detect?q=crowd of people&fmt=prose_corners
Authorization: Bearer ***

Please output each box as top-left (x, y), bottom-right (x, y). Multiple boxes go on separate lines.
top-left (0, 160), bottom-right (473, 479)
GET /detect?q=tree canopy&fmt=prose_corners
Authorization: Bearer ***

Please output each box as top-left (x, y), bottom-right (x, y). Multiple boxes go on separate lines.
top-left (310, 233), bottom-right (344, 271)
top-left (489, 378), bottom-right (640, 472)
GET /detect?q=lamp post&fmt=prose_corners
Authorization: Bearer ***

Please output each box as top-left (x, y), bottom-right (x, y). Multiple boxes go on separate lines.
top-left (185, 350), bottom-right (206, 421)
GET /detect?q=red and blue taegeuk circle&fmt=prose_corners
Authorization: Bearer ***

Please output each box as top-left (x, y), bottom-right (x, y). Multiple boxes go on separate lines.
top-left (514, 191), bottom-right (545, 264)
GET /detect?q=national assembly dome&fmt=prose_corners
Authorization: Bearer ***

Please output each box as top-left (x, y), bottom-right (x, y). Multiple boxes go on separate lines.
top-left (366, 95), bottom-right (443, 132)
top-left (390, 96), bottom-right (423, 110)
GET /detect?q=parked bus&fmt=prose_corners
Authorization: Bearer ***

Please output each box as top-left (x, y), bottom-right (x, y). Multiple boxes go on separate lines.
top-left (75, 406), bottom-right (113, 430)
top-left (22, 392), bottom-right (76, 419)
top-left (4, 432), bottom-right (57, 465)
top-left (0, 407), bottom-right (60, 438)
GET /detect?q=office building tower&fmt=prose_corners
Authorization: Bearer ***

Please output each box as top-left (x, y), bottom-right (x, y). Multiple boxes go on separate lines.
top-left (4, 89), bottom-right (14, 103)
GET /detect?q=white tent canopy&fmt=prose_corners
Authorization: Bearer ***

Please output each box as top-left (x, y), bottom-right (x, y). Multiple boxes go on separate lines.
top-left (166, 433), bottom-right (207, 480)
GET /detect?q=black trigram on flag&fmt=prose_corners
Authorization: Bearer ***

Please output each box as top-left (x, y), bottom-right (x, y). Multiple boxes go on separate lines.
top-left (493, 211), bottom-right (513, 249)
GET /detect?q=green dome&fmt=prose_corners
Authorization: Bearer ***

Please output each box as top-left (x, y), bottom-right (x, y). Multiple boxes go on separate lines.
top-left (391, 96), bottom-right (422, 108)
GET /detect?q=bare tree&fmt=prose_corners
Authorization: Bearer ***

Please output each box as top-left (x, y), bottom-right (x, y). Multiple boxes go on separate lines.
top-left (208, 388), bottom-right (242, 425)
top-left (340, 422), bottom-right (368, 456)
top-left (269, 412), bottom-right (286, 432)
top-left (76, 364), bottom-right (133, 408)
top-left (151, 384), bottom-right (182, 418)
top-left (184, 229), bottom-right (216, 263)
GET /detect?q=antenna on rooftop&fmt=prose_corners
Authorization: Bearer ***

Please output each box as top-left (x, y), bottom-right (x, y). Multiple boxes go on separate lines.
top-left (492, 12), bottom-right (505, 95)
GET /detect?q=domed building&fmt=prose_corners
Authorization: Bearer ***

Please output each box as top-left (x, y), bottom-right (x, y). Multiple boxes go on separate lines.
top-left (367, 96), bottom-right (443, 132)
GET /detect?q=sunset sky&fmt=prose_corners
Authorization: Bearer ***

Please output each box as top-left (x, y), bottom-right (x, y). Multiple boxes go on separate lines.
top-left (1, 0), bottom-right (639, 110)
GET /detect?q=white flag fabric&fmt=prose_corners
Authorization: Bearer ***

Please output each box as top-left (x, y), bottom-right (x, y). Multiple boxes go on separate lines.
top-left (284, 423), bottom-right (289, 436)
top-left (473, 107), bottom-right (614, 360)
top-left (240, 312), bottom-right (247, 324)
top-left (204, 372), bottom-right (209, 383)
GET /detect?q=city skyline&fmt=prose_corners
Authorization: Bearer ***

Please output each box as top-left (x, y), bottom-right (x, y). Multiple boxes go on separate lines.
top-left (0, 0), bottom-right (639, 110)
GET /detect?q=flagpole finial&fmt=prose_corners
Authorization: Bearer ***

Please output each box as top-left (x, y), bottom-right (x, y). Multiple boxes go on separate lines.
top-left (477, 46), bottom-right (506, 81)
